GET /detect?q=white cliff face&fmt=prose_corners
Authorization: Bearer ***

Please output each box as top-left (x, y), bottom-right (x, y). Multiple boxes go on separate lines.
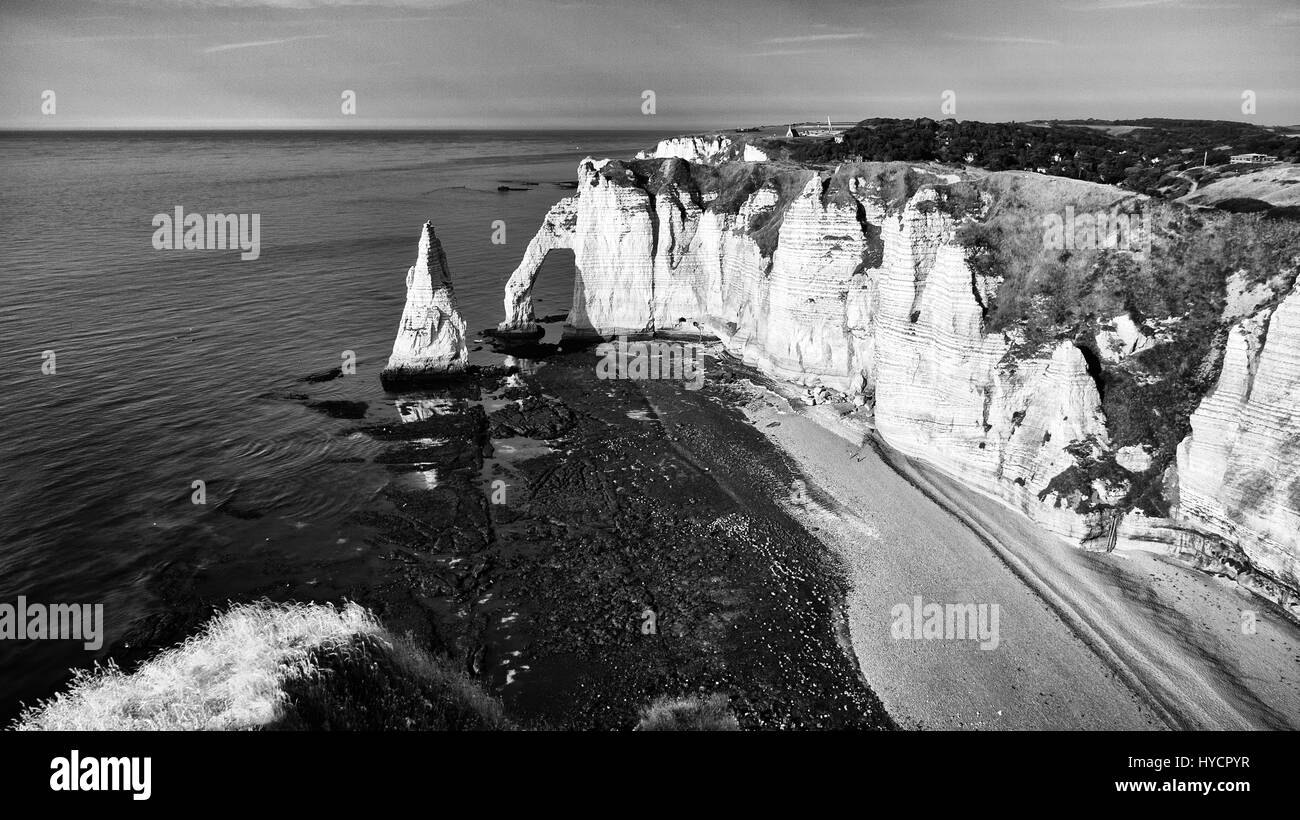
top-left (501, 158), bottom-right (688, 338)
top-left (1176, 290), bottom-right (1300, 588)
top-left (567, 159), bottom-right (658, 336)
top-left (497, 157), bottom-right (1300, 587)
top-left (643, 135), bottom-right (732, 163)
top-left (865, 193), bottom-right (1112, 538)
top-left (383, 222), bottom-right (468, 380)
top-left (698, 184), bottom-right (777, 358)
top-left (638, 135), bottom-right (768, 164)
top-left (650, 162), bottom-right (708, 335)
top-left (747, 177), bottom-right (866, 387)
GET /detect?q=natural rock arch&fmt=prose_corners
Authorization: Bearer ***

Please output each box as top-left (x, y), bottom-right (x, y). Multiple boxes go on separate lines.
top-left (498, 197), bottom-right (579, 336)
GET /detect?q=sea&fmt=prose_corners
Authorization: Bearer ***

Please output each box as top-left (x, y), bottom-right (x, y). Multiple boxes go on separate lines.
top-left (0, 129), bottom-right (674, 719)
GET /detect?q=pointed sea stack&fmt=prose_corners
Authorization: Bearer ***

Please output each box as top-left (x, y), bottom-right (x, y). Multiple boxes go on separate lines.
top-left (380, 222), bottom-right (469, 387)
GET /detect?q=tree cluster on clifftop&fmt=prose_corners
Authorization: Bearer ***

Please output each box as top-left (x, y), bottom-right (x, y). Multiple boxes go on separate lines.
top-left (778, 117), bottom-right (1300, 200)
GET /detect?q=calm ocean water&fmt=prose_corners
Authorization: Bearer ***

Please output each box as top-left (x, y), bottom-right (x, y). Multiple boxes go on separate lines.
top-left (0, 129), bottom-right (671, 716)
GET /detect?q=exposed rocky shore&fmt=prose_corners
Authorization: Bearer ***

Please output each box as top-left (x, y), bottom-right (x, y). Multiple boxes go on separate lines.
top-left (347, 349), bottom-right (893, 729)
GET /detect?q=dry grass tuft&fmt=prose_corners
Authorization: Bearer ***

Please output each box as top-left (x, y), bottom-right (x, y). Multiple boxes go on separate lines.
top-left (635, 693), bottom-right (740, 731)
top-left (13, 600), bottom-right (506, 731)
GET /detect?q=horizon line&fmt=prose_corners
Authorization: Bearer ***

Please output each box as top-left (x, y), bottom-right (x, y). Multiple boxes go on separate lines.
top-left (3, 117), bottom-right (1297, 134)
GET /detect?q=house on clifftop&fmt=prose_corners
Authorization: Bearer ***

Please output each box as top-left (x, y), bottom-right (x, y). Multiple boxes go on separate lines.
top-left (1230, 153), bottom-right (1278, 164)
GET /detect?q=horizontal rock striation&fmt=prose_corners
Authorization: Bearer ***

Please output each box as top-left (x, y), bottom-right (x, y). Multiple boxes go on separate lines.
top-left (1176, 289), bottom-right (1300, 589)
top-left (498, 148), bottom-right (1300, 593)
top-left (500, 197), bottom-right (578, 335)
top-left (382, 222), bottom-right (468, 384)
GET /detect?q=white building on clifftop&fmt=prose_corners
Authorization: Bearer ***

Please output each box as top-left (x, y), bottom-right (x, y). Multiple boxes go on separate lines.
top-left (1230, 153), bottom-right (1278, 164)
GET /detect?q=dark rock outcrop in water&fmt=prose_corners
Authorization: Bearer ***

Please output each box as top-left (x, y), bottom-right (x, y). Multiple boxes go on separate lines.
top-left (487, 395), bottom-right (575, 439)
top-left (303, 366), bottom-right (344, 383)
top-left (307, 400), bottom-right (368, 419)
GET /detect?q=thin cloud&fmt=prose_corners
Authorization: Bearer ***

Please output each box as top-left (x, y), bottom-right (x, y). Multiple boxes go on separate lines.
top-left (1068, 0), bottom-right (1239, 10)
top-left (760, 32), bottom-right (872, 44)
top-left (347, 14), bottom-right (476, 21)
top-left (1068, 0), bottom-right (1184, 9)
top-left (203, 34), bottom-right (329, 52)
top-left (743, 48), bottom-right (821, 57)
top-left (17, 33), bottom-right (208, 45)
top-left (945, 34), bottom-right (1062, 45)
top-left (132, 0), bottom-right (472, 7)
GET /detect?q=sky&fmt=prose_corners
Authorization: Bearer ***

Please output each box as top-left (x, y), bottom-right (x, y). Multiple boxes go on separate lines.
top-left (2, 0), bottom-right (1298, 129)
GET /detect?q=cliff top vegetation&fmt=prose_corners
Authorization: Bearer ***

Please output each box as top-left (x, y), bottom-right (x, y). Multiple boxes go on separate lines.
top-left (13, 601), bottom-right (510, 731)
top-left (963, 173), bottom-right (1300, 514)
top-left (768, 117), bottom-right (1300, 205)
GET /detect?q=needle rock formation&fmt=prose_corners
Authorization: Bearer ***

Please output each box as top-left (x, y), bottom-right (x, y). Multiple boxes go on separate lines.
top-left (382, 222), bottom-right (469, 386)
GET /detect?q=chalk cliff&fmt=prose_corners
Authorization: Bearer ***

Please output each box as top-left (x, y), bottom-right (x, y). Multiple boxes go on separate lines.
top-left (1176, 289), bottom-right (1300, 590)
top-left (498, 148), bottom-right (1300, 596)
top-left (382, 221), bottom-right (468, 384)
top-left (637, 135), bottom-right (768, 164)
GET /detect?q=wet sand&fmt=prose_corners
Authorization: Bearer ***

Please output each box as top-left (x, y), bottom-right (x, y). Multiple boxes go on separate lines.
top-left (737, 378), bottom-right (1300, 730)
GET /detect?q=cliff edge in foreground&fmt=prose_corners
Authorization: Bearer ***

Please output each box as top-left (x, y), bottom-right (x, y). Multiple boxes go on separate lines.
top-left (13, 602), bottom-right (509, 731)
top-left (497, 149), bottom-right (1300, 602)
